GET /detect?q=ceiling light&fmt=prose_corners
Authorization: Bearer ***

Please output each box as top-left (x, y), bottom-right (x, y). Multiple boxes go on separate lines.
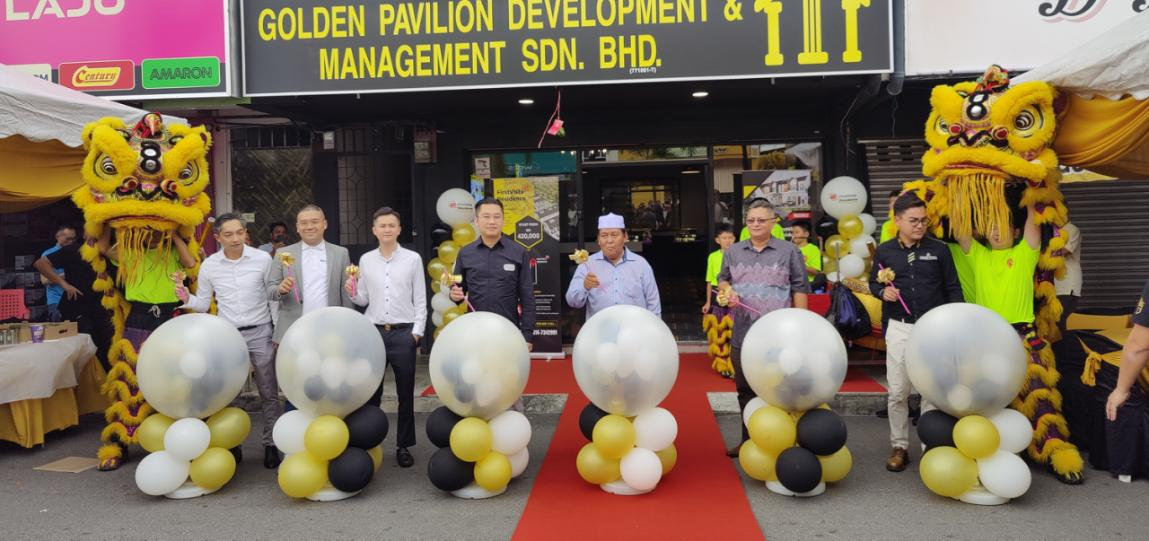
top-left (518, 98), bottom-right (534, 105)
top-left (692, 91), bottom-right (709, 98)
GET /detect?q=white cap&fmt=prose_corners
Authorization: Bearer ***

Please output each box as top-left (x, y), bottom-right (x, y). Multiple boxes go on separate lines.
top-left (597, 213), bottom-right (625, 229)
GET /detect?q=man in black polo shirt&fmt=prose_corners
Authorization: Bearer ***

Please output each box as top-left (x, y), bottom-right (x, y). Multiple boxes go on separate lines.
top-left (868, 193), bottom-right (964, 472)
top-left (1106, 281), bottom-right (1149, 422)
top-left (449, 197), bottom-right (536, 350)
top-left (33, 242), bottom-right (114, 372)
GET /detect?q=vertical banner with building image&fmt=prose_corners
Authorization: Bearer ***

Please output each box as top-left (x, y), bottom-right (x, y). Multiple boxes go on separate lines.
top-left (493, 177), bottom-right (562, 356)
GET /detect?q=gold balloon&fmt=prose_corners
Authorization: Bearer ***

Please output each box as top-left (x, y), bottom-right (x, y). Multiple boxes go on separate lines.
top-left (838, 215), bottom-right (864, 239)
top-left (448, 303), bottom-right (468, 316)
top-left (738, 440), bottom-right (777, 481)
top-left (304, 415), bottom-right (349, 461)
top-left (453, 224), bottom-right (477, 246)
top-left (442, 310), bottom-right (461, 326)
top-left (438, 241), bottom-right (460, 265)
top-left (433, 327), bottom-right (442, 340)
top-left (278, 451), bottom-right (328, 498)
top-left (920, 446), bottom-right (978, 498)
top-left (138, 413), bottom-right (175, 453)
top-left (592, 415), bottom-right (636, 460)
top-left (576, 443), bottom-right (621, 485)
top-left (824, 235), bottom-right (849, 259)
top-left (367, 445), bottom-right (383, 473)
top-left (430, 280), bottom-right (442, 294)
top-left (474, 452), bottom-right (513, 491)
top-left (189, 447), bottom-right (237, 491)
top-left (450, 417), bottom-right (493, 462)
top-left (206, 407), bottom-right (251, 450)
top-left (656, 444), bottom-right (678, 475)
top-left (953, 415), bottom-right (1000, 460)
top-left (747, 406), bottom-right (796, 455)
top-left (818, 445), bottom-right (853, 483)
top-left (426, 258), bottom-right (447, 281)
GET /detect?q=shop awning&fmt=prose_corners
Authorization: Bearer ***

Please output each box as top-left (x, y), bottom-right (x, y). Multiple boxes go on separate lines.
top-left (0, 64), bottom-right (184, 212)
top-left (1015, 12), bottom-right (1149, 180)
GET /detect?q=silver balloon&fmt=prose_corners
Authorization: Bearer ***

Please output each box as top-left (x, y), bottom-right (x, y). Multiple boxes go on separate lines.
top-left (572, 305), bottom-right (678, 417)
top-left (429, 312), bottom-right (530, 419)
top-left (741, 308), bottom-right (848, 412)
top-left (906, 303), bottom-right (1027, 417)
top-left (276, 307), bottom-right (385, 417)
top-left (137, 314), bottom-right (250, 419)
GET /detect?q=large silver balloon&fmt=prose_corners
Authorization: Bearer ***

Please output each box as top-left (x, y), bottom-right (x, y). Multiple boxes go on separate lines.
top-left (429, 312), bottom-right (530, 419)
top-left (572, 305), bottom-right (679, 417)
top-left (906, 303), bottom-right (1027, 417)
top-left (276, 307), bottom-right (385, 417)
top-left (137, 314), bottom-right (250, 419)
top-left (741, 308), bottom-right (848, 412)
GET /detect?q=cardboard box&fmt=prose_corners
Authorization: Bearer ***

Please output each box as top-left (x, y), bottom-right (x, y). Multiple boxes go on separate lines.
top-left (1, 321), bottom-right (78, 343)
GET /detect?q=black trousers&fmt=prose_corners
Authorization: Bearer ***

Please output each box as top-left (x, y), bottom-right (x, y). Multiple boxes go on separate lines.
top-left (732, 345), bottom-right (752, 442)
top-left (1058, 294), bottom-right (1078, 336)
top-left (367, 324), bottom-right (417, 448)
top-left (75, 312), bottom-right (114, 373)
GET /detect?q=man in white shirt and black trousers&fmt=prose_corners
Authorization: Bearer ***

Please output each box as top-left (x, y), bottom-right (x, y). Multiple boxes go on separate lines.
top-left (346, 207), bottom-right (426, 468)
top-left (178, 213), bottom-right (282, 469)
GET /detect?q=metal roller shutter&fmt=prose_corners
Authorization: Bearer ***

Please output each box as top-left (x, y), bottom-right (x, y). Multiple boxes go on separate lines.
top-left (859, 138), bottom-right (929, 219)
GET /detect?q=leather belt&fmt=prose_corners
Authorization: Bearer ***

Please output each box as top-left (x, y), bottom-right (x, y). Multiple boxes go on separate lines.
top-left (376, 323), bottom-right (413, 331)
top-left (236, 323), bottom-right (266, 332)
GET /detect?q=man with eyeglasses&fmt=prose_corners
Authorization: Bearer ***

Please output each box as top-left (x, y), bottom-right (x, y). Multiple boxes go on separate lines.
top-left (869, 193), bottom-right (964, 473)
top-left (718, 199), bottom-right (809, 456)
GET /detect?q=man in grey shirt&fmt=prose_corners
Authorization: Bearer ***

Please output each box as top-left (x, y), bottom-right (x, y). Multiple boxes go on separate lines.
top-left (718, 199), bottom-right (809, 456)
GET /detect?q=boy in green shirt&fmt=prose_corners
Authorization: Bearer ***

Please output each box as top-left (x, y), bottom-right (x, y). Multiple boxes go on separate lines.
top-left (739, 223), bottom-right (784, 242)
top-left (703, 225), bottom-right (737, 378)
top-left (703, 225), bottom-right (737, 316)
top-left (789, 221), bottom-right (823, 282)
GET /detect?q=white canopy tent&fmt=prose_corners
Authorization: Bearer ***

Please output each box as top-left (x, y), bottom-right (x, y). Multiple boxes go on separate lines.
top-left (1014, 11), bottom-right (1149, 100)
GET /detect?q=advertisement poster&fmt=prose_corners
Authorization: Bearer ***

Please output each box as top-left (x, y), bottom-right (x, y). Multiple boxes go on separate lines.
top-left (742, 169), bottom-right (813, 217)
top-left (493, 177), bottom-right (562, 355)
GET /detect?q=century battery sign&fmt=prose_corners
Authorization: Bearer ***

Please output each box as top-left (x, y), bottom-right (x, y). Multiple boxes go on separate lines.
top-left (242, 0), bottom-right (892, 96)
top-left (0, 1), bottom-right (235, 99)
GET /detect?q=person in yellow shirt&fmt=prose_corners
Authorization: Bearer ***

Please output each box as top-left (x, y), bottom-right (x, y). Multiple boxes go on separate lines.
top-left (703, 225), bottom-right (737, 316)
top-left (703, 225), bottom-right (737, 378)
top-left (739, 223), bottom-right (784, 242)
top-left (879, 190), bottom-right (900, 243)
top-left (789, 221), bottom-right (822, 283)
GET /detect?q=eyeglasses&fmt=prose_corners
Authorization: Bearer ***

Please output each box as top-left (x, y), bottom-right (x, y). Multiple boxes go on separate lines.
top-left (745, 217), bottom-right (777, 224)
top-left (904, 217), bottom-right (929, 226)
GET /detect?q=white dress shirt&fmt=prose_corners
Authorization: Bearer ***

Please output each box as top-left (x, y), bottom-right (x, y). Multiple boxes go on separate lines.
top-left (183, 245), bottom-right (273, 327)
top-left (301, 241), bottom-right (329, 315)
top-left (350, 245), bottom-right (428, 337)
top-left (1055, 222), bottom-right (1082, 296)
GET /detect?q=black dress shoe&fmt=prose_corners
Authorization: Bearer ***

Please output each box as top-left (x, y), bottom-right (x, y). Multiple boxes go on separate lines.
top-left (264, 446), bottom-right (282, 469)
top-left (396, 447), bottom-right (414, 468)
top-left (230, 446), bottom-right (243, 464)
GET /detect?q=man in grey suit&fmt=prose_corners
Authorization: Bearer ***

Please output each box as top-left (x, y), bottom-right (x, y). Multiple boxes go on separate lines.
top-left (267, 204), bottom-right (354, 344)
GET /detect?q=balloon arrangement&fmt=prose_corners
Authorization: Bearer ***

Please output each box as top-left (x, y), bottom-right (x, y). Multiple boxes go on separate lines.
top-left (818, 176), bottom-right (877, 283)
top-left (134, 314), bottom-right (252, 498)
top-left (572, 306), bottom-right (680, 495)
top-left (272, 307), bottom-right (389, 501)
top-left (737, 309), bottom-right (852, 497)
top-left (428, 188), bottom-right (480, 341)
top-left (906, 303), bottom-right (1035, 505)
top-left (427, 312), bottom-right (532, 498)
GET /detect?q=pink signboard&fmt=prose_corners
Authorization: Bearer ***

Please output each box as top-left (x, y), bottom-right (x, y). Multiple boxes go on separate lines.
top-left (1, 0), bottom-right (233, 99)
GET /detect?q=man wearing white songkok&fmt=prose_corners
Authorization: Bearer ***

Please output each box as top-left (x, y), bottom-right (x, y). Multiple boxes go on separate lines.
top-left (565, 213), bottom-right (661, 319)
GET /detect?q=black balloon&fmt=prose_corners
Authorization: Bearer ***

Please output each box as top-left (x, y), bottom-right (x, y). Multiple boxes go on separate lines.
top-left (345, 405), bottom-right (390, 449)
top-left (815, 217), bottom-right (839, 241)
top-left (428, 447), bottom-right (474, 492)
top-left (917, 410), bottom-right (958, 449)
top-left (776, 447), bottom-right (823, 494)
top-left (578, 403), bottom-right (609, 441)
top-left (328, 447), bottom-right (374, 493)
top-left (430, 225), bottom-right (451, 245)
top-left (796, 409), bottom-right (848, 456)
top-left (426, 406), bottom-right (463, 449)
top-left (303, 375), bottom-right (326, 401)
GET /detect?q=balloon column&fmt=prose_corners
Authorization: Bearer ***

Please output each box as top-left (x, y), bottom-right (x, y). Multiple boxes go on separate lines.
top-left (906, 303), bottom-right (1034, 505)
top-left (427, 312), bottom-right (532, 498)
top-left (429, 188), bottom-right (479, 340)
top-left (135, 314), bottom-right (251, 498)
top-left (737, 309), bottom-right (852, 497)
top-left (272, 307), bottom-right (389, 501)
top-left (572, 306), bottom-right (680, 495)
top-left (818, 176), bottom-right (877, 283)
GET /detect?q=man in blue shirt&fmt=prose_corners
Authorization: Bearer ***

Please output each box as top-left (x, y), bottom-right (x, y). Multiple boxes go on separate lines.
top-left (40, 225), bottom-right (77, 322)
top-left (566, 213), bottom-right (661, 319)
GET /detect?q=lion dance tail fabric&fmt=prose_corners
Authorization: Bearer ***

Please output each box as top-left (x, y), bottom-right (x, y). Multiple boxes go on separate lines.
top-left (704, 310), bottom-right (734, 377)
top-left (73, 114), bottom-right (212, 471)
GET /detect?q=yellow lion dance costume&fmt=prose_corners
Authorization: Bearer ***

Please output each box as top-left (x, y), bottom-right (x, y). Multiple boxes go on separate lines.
top-left (73, 113), bottom-right (212, 471)
top-left (900, 66), bottom-right (1083, 483)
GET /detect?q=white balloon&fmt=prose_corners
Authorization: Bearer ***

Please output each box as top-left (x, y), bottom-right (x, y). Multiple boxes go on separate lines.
top-left (432, 311), bottom-right (444, 328)
top-left (137, 314), bottom-right (250, 419)
top-left (596, 343), bottom-right (621, 374)
top-left (859, 213), bottom-right (877, 236)
top-left (633, 408), bottom-right (678, 451)
top-left (272, 410), bottom-right (315, 455)
top-left (989, 409), bottom-right (1034, 454)
top-left (633, 348), bottom-right (659, 381)
top-left (820, 176), bottom-right (868, 219)
top-left (431, 291), bottom-right (456, 314)
top-left (741, 308), bottom-right (848, 412)
top-left (489, 410), bottom-right (533, 455)
top-left (460, 358), bottom-right (483, 385)
top-left (620, 447), bottom-right (663, 491)
top-left (572, 306), bottom-right (679, 416)
top-left (778, 348), bottom-right (804, 376)
top-left (977, 450), bottom-right (1032, 499)
top-left (429, 312), bottom-right (531, 419)
top-left (436, 188), bottom-right (477, 227)
top-left (296, 349), bottom-right (322, 378)
top-left (825, 271), bottom-right (841, 283)
top-left (178, 352), bottom-right (206, 379)
top-left (509, 447), bottom-right (530, 478)
top-left (849, 236), bottom-right (875, 258)
top-left (135, 451), bottom-right (190, 496)
top-left (346, 358), bottom-right (372, 383)
top-left (163, 418), bottom-right (211, 462)
top-left (742, 397), bottom-right (767, 427)
top-left (838, 254), bottom-right (866, 279)
top-left (320, 357), bottom-right (348, 388)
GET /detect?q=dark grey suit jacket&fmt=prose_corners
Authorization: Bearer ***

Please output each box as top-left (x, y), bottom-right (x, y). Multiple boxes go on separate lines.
top-left (265, 241), bottom-right (353, 343)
